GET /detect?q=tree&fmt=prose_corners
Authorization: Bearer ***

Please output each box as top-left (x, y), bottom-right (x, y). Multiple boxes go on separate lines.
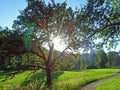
top-left (88, 51), bottom-right (98, 69)
top-left (76, 53), bottom-right (87, 70)
top-left (0, 27), bottom-right (25, 70)
top-left (78, 0), bottom-right (120, 49)
top-left (114, 53), bottom-right (120, 67)
top-left (13, 0), bottom-right (90, 87)
top-left (97, 50), bottom-right (108, 68)
top-left (78, 0), bottom-right (120, 68)
top-left (59, 53), bottom-right (78, 71)
top-left (107, 51), bottom-right (119, 67)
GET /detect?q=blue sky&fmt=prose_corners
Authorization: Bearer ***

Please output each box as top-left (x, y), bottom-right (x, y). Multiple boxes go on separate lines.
top-left (0, 0), bottom-right (27, 29)
top-left (0, 0), bottom-right (86, 29)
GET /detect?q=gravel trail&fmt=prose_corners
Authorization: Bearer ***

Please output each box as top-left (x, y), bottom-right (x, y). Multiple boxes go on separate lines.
top-left (79, 73), bottom-right (120, 90)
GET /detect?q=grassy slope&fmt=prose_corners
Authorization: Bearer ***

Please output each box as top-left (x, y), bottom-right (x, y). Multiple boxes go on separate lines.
top-left (96, 76), bottom-right (120, 90)
top-left (0, 69), bottom-right (119, 90)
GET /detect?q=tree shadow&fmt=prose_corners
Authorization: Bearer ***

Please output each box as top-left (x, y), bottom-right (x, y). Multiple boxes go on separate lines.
top-left (0, 70), bottom-right (26, 82)
top-left (20, 71), bottom-right (46, 87)
top-left (52, 71), bottom-right (64, 80)
top-left (20, 70), bottom-right (64, 87)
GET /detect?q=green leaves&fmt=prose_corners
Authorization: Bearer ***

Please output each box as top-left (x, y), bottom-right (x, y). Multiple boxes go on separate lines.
top-left (79, 0), bottom-right (120, 49)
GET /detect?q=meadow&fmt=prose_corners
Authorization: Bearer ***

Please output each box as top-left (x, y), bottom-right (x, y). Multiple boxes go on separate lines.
top-left (96, 75), bottom-right (120, 90)
top-left (0, 69), bottom-right (119, 90)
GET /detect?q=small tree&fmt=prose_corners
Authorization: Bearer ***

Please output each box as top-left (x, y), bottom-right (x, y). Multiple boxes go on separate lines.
top-left (77, 53), bottom-right (87, 70)
top-left (107, 51), bottom-right (118, 67)
top-left (88, 51), bottom-right (98, 69)
top-left (97, 49), bottom-right (108, 68)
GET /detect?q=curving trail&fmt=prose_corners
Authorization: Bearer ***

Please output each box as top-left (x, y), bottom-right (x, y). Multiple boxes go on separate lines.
top-left (79, 73), bottom-right (120, 90)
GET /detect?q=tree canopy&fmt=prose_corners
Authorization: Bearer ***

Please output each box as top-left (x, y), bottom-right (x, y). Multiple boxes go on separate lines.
top-left (0, 27), bottom-right (25, 69)
top-left (13, 0), bottom-right (88, 86)
top-left (77, 0), bottom-right (120, 49)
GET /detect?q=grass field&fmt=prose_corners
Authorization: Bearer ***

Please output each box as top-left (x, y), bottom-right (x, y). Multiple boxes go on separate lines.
top-left (0, 69), bottom-right (119, 90)
top-left (96, 75), bottom-right (120, 90)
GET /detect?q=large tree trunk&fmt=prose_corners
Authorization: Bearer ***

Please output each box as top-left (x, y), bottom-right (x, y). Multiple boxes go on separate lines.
top-left (45, 43), bottom-right (54, 87)
top-left (46, 67), bottom-right (52, 87)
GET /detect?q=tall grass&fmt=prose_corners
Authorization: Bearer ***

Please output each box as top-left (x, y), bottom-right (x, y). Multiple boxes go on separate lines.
top-left (96, 76), bottom-right (120, 90)
top-left (0, 69), bottom-right (119, 90)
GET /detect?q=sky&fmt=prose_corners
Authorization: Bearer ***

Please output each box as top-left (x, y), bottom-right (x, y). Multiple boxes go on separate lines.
top-left (0, 0), bottom-right (87, 29)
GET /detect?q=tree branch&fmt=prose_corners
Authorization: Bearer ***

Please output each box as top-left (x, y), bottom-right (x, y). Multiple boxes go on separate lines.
top-left (30, 51), bottom-right (46, 61)
top-left (20, 64), bottom-right (46, 70)
top-left (50, 45), bottom-right (70, 68)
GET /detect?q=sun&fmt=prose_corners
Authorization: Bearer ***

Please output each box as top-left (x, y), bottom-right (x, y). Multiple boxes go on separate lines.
top-left (51, 35), bottom-right (68, 52)
top-left (43, 34), bottom-right (68, 52)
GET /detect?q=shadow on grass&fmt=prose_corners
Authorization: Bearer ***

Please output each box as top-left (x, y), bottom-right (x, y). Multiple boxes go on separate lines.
top-left (0, 70), bottom-right (26, 82)
top-left (20, 70), bottom-right (64, 87)
top-left (52, 71), bottom-right (64, 80)
top-left (20, 71), bottom-right (46, 87)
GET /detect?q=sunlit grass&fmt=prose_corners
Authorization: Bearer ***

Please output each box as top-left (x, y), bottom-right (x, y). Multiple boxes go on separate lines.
top-left (0, 70), bottom-right (36, 89)
top-left (0, 69), bottom-right (119, 90)
top-left (52, 69), bottom-right (120, 90)
top-left (96, 76), bottom-right (120, 90)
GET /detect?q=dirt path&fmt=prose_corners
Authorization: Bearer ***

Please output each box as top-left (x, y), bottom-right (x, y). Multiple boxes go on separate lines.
top-left (79, 73), bottom-right (120, 90)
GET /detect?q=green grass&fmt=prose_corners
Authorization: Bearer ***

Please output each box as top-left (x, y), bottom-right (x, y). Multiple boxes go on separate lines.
top-left (96, 76), bottom-right (120, 90)
top-left (52, 69), bottom-right (120, 90)
top-left (0, 69), bottom-right (119, 90)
